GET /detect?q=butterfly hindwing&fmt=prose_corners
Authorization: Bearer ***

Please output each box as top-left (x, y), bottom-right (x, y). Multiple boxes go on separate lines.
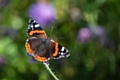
top-left (50, 41), bottom-right (70, 59)
top-left (34, 39), bottom-right (51, 62)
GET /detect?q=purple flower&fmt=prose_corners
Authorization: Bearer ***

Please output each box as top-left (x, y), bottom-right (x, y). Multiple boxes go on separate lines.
top-left (77, 27), bottom-right (91, 43)
top-left (43, 61), bottom-right (49, 65)
top-left (69, 7), bottom-right (81, 22)
top-left (77, 25), bottom-right (108, 47)
top-left (0, 27), bottom-right (17, 38)
top-left (30, 57), bottom-right (36, 64)
top-left (88, 25), bottom-right (108, 46)
top-left (27, 52), bottom-right (31, 56)
top-left (28, 2), bottom-right (55, 27)
top-left (0, 56), bottom-right (6, 69)
top-left (30, 57), bottom-right (49, 65)
top-left (89, 25), bottom-right (105, 38)
top-left (0, 0), bottom-right (10, 9)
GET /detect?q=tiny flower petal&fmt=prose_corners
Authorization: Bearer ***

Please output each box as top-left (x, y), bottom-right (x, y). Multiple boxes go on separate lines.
top-left (27, 52), bottom-right (31, 56)
top-left (77, 27), bottom-right (91, 43)
top-left (43, 61), bottom-right (49, 66)
top-left (28, 2), bottom-right (55, 27)
top-left (89, 25), bottom-right (105, 37)
top-left (30, 57), bottom-right (36, 64)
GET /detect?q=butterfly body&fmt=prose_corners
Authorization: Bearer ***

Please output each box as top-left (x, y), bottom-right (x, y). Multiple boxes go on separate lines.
top-left (25, 19), bottom-right (70, 63)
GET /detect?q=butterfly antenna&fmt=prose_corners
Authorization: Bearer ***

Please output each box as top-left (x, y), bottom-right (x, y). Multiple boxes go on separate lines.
top-left (49, 26), bottom-right (55, 57)
top-left (49, 26), bottom-right (54, 38)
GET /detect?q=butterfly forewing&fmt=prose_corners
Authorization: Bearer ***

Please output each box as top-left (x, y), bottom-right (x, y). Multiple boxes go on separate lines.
top-left (27, 19), bottom-right (47, 38)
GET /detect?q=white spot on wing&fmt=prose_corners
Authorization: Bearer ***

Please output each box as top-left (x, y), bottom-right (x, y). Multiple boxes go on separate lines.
top-left (66, 50), bottom-right (69, 52)
top-left (60, 52), bottom-right (64, 55)
top-left (66, 54), bottom-right (70, 57)
top-left (31, 25), bottom-right (33, 28)
top-left (61, 47), bottom-right (65, 51)
top-left (35, 24), bottom-right (40, 27)
top-left (59, 52), bottom-right (61, 54)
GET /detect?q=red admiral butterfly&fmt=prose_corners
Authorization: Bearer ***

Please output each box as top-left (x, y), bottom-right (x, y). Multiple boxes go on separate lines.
top-left (25, 19), bottom-right (70, 63)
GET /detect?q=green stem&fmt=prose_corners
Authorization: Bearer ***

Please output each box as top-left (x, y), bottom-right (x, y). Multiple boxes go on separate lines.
top-left (44, 63), bottom-right (59, 80)
top-left (89, 11), bottom-right (98, 27)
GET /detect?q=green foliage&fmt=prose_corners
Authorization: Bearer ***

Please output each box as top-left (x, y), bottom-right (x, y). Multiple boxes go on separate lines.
top-left (0, 0), bottom-right (120, 80)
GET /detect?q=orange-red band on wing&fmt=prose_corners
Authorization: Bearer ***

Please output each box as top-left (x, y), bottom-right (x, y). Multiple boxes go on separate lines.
top-left (52, 42), bottom-right (59, 57)
top-left (29, 30), bottom-right (47, 37)
top-left (34, 55), bottom-right (47, 62)
top-left (25, 42), bottom-right (33, 55)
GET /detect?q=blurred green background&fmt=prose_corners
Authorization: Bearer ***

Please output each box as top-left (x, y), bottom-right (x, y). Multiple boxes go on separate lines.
top-left (0, 0), bottom-right (120, 80)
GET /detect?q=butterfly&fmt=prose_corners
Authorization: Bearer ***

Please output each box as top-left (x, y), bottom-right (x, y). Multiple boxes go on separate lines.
top-left (25, 19), bottom-right (70, 63)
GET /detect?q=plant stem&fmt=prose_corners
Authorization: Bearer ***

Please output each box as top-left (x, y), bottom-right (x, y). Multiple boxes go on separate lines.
top-left (44, 63), bottom-right (59, 80)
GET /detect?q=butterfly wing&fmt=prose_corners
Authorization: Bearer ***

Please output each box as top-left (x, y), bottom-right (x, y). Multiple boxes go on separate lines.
top-left (50, 40), bottom-right (70, 59)
top-left (34, 39), bottom-right (70, 62)
top-left (25, 19), bottom-right (50, 62)
top-left (25, 37), bottom-right (42, 56)
top-left (34, 41), bottom-right (51, 62)
top-left (27, 19), bottom-right (47, 38)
